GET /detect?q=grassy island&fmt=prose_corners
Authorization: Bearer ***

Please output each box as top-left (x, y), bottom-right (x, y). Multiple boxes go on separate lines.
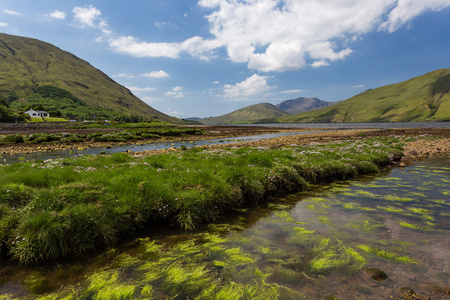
top-left (0, 136), bottom-right (406, 264)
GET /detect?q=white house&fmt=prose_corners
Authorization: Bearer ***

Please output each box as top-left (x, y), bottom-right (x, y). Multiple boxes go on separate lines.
top-left (25, 109), bottom-right (50, 118)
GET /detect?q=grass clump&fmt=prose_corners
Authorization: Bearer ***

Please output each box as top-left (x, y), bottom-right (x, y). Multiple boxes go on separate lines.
top-left (0, 137), bottom-right (404, 264)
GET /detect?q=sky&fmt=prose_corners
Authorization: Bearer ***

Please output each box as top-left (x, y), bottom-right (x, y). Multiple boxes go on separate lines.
top-left (1, 0), bottom-right (450, 118)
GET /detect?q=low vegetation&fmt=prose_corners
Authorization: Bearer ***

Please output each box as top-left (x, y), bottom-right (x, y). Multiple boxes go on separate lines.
top-left (0, 136), bottom-right (404, 264)
top-left (0, 126), bottom-right (205, 146)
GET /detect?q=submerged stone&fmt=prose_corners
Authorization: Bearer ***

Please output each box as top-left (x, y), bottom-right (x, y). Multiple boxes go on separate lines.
top-left (364, 267), bottom-right (388, 281)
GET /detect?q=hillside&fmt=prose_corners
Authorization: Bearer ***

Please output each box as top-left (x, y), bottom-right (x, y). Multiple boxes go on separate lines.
top-left (0, 33), bottom-right (177, 122)
top-left (276, 68), bottom-right (450, 123)
top-left (201, 103), bottom-right (288, 124)
top-left (276, 97), bottom-right (333, 114)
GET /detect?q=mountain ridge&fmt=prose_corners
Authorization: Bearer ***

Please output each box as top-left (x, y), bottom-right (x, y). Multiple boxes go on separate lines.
top-left (275, 68), bottom-right (450, 123)
top-left (201, 103), bottom-right (289, 124)
top-left (0, 33), bottom-right (177, 122)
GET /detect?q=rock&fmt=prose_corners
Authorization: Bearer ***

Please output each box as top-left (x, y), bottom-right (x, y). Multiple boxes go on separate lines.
top-left (364, 268), bottom-right (388, 281)
top-left (399, 162), bottom-right (406, 167)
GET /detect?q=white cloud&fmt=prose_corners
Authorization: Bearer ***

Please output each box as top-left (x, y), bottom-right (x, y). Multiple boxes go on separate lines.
top-left (113, 73), bottom-right (135, 79)
top-left (109, 36), bottom-right (181, 58)
top-left (352, 84), bottom-right (365, 88)
top-left (72, 4), bottom-right (109, 36)
top-left (74, 0), bottom-right (450, 73)
top-left (0, 22), bottom-right (7, 27)
top-left (195, 0), bottom-right (450, 72)
top-left (381, 0), bottom-right (450, 32)
top-left (73, 5), bottom-right (101, 27)
top-left (311, 60), bottom-right (330, 68)
top-left (4, 9), bottom-right (20, 15)
top-left (164, 108), bottom-right (183, 116)
top-left (142, 70), bottom-right (170, 78)
top-left (223, 74), bottom-right (276, 100)
top-left (48, 10), bottom-right (66, 20)
top-left (141, 96), bottom-right (162, 103)
top-left (280, 89), bottom-right (305, 94)
top-left (166, 87), bottom-right (184, 98)
top-left (126, 86), bottom-right (156, 93)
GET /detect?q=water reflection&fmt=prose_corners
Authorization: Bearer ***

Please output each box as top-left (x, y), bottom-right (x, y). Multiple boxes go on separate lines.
top-left (0, 158), bottom-right (448, 299)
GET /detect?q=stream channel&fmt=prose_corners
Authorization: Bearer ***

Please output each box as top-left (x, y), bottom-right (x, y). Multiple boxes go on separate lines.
top-left (1, 130), bottom-right (328, 165)
top-left (0, 156), bottom-right (448, 299)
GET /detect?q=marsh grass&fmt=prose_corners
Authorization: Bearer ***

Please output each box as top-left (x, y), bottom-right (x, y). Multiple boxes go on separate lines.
top-left (0, 137), bottom-right (404, 264)
top-left (0, 127), bottom-right (205, 145)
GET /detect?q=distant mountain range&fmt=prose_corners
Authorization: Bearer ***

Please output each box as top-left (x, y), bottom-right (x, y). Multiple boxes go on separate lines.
top-left (0, 33), bottom-right (177, 122)
top-left (276, 68), bottom-right (450, 123)
top-left (200, 69), bottom-right (450, 124)
top-left (200, 97), bottom-right (334, 124)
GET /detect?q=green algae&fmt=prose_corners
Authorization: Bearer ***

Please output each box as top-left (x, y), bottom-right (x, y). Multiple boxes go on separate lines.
top-left (377, 206), bottom-right (404, 213)
top-left (384, 195), bottom-right (414, 202)
top-left (343, 202), bottom-right (377, 211)
top-left (347, 220), bottom-right (382, 233)
top-left (399, 221), bottom-right (421, 230)
top-left (310, 238), bottom-right (365, 274)
top-left (356, 244), bottom-right (420, 264)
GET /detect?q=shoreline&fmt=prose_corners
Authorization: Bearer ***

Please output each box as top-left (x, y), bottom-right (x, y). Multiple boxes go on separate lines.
top-left (1, 126), bottom-right (450, 159)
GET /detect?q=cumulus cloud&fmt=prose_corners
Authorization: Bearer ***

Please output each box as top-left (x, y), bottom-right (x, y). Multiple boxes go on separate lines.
top-left (380, 0), bottom-right (450, 32)
top-left (166, 87), bottom-right (184, 98)
top-left (72, 4), bottom-right (110, 36)
top-left (141, 70), bottom-right (170, 78)
top-left (108, 35), bottom-right (219, 60)
top-left (48, 10), bottom-right (66, 20)
top-left (73, 5), bottom-right (101, 27)
top-left (196, 0), bottom-right (450, 72)
top-left (76, 1), bottom-right (450, 72)
top-left (0, 22), bottom-right (7, 27)
top-left (223, 74), bottom-right (276, 100)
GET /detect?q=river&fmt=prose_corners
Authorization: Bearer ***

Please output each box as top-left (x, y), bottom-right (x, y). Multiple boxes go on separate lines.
top-left (0, 157), bottom-right (448, 299)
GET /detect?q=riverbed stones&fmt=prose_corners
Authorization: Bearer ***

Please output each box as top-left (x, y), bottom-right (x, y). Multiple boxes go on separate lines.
top-left (364, 268), bottom-right (389, 281)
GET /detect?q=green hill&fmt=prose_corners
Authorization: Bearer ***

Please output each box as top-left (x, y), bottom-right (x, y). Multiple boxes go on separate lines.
top-left (276, 68), bottom-right (450, 123)
top-left (201, 103), bottom-right (288, 124)
top-left (275, 97), bottom-right (334, 114)
top-left (0, 33), bottom-right (177, 122)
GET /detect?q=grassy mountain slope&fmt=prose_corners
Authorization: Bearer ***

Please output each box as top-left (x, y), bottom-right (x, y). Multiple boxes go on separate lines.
top-left (276, 68), bottom-right (450, 123)
top-left (201, 103), bottom-right (288, 124)
top-left (0, 33), bottom-right (177, 122)
top-left (275, 97), bottom-right (334, 114)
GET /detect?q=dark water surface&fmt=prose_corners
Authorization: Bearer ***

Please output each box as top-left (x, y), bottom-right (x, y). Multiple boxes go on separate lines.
top-left (0, 157), bottom-right (449, 299)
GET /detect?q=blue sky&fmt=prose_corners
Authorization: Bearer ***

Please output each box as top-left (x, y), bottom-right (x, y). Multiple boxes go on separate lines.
top-left (1, 0), bottom-right (450, 118)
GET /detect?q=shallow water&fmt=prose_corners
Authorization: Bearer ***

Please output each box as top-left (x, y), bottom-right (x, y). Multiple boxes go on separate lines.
top-left (1, 130), bottom-right (327, 164)
top-left (0, 157), bottom-right (449, 299)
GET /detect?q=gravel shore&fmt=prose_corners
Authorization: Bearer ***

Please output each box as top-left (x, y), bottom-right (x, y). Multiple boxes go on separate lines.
top-left (1, 125), bottom-right (449, 161)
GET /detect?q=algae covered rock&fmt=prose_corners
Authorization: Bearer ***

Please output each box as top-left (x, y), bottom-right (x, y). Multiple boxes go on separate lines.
top-left (364, 267), bottom-right (388, 281)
